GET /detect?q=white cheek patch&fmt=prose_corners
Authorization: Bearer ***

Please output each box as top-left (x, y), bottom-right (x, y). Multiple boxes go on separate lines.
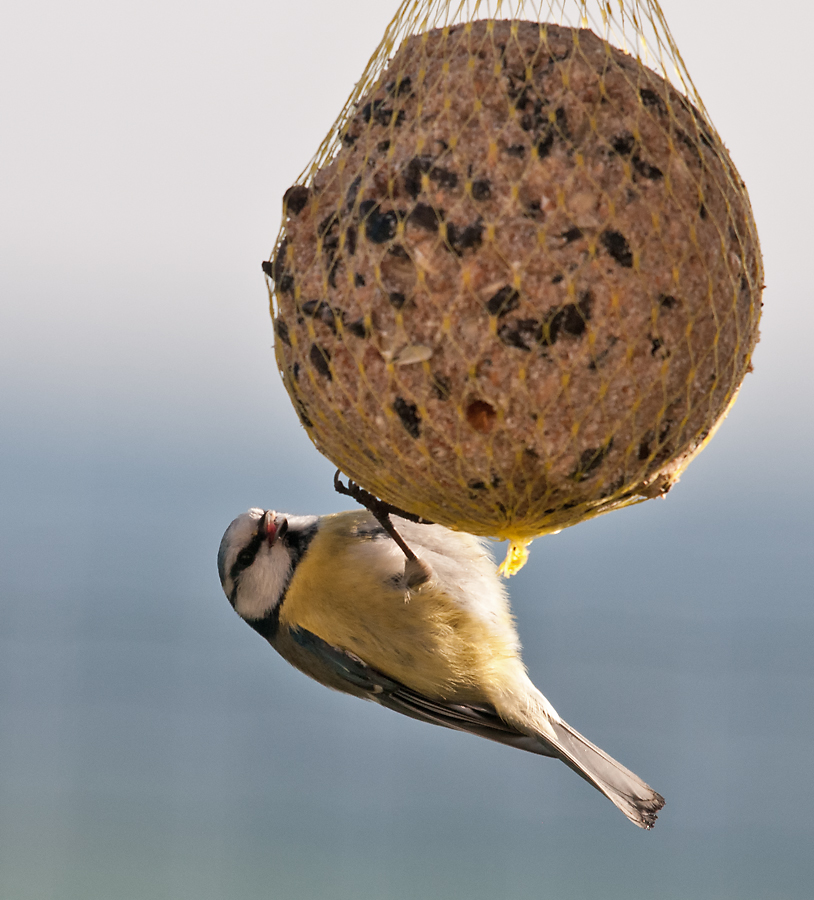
top-left (234, 541), bottom-right (292, 621)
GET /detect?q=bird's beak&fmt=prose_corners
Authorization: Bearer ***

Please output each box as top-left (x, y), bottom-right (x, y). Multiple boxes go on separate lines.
top-left (262, 510), bottom-right (287, 546)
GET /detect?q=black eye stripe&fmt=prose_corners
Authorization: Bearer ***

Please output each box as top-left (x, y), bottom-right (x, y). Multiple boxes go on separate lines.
top-left (282, 520), bottom-right (317, 568)
top-left (228, 529), bottom-right (265, 584)
top-left (242, 519), bottom-right (319, 640)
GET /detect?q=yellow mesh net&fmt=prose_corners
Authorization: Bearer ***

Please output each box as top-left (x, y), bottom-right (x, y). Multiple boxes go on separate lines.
top-left (266, 0), bottom-right (762, 572)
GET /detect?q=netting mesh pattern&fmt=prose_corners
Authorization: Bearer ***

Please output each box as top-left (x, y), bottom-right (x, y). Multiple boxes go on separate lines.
top-left (268, 8), bottom-right (762, 543)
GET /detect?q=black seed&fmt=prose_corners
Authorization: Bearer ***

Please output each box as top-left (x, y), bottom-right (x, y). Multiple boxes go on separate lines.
top-left (552, 273), bottom-right (564, 284)
top-left (554, 106), bottom-right (568, 134)
top-left (408, 203), bottom-right (441, 231)
top-left (301, 300), bottom-right (337, 333)
top-left (295, 402), bottom-right (313, 428)
top-left (317, 302), bottom-right (337, 330)
top-left (377, 140), bottom-right (391, 153)
top-left (699, 203), bottom-right (708, 220)
top-left (562, 227), bottom-right (583, 244)
top-left (361, 100), bottom-right (383, 123)
top-left (638, 437), bottom-right (651, 461)
top-left (318, 212), bottom-right (338, 238)
top-left (523, 200), bottom-right (543, 219)
top-left (387, 76), bottom-right (412, 96)
top-left (541, 292), bottom-right (592, 346)
top-left (362, 205), bottom-right (398, 244)
top-left (346, 175), bottom-right (362, 210)
top-left (343, 317), bottom-right (368, 339)
top-left (292, 362), bottom-right (300, 381)
top-left (269, 237), bottom-right (289, 284)
top-left (323, 237), bottom-right (339, 261)
top-left (388, 291), bottom-right (406, 309)
top-left (651, 337), bottom-right (663, 356)
top-left (392, 397), bottom-right (421, 438)
top-left (611, 133), bottom-right (635, 156)
top-left (632, 153), bottom-right (663, 180)
top-left (468, 480), bottom-right (487, 491)
top-left (273, 318), bottom-right (290, 346)
top-left (328, 259), bottom-right (341, 289)
top-left (404, 156), bottom-right (433, 198)
top-left (601, 230), bottom-right (633, 268)
top-left (640, 87), bottom-right (666, 114)
top-left (431, 373), bottom-right (451, 400)
top-left (497, 318), bottom-right (542, 351)
top-left (675, 128), bottom-right (700, 157)
top-left (486, 286), bottom-right (520, 317)
top-left (561, 295), bottom-right (592, 336)
top-left (446, 220), bottom-right (483, 255)
top-left (471, 180), bottom-right (491, 201)
top-left (354, 272), bottom-right (365, 287)
top-left (345, 225), bottom-right (357, 256)
top-left (507, 144), bottom-right (526, 157)
top-left (430, 167), bottom-right (458, 190)
top-left (574, 442), bottom-right (612, 480)
top-left (309, 344), bottom-right (332, 381)
top-left (542, 309), bottom-right (568, 346)
top-left (283, 185), bottom-right (309, 216)
top-left (261, 260), bottom-right (274, 278)
top-left (342, 132), bottom-right (357, 146)
top-left (659, 294), bottom-right (677, 309)
top-left (277, 274), bottom-right (294, 294)
top-left (536, 132), bottom-right (554, 157)
top-left (361, 102), bottom-right (403, 127)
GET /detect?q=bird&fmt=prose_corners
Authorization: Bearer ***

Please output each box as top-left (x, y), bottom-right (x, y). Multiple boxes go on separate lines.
top-left (217, 506), bottom-right (665, 828)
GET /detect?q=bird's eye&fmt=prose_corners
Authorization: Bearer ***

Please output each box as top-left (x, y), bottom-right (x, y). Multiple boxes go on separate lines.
top-left (237, 547), bottom-right (256, 567)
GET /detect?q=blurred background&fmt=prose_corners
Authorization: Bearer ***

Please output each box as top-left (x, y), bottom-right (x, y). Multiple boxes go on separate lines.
top-left (1, 1), bottom-right (812, 897)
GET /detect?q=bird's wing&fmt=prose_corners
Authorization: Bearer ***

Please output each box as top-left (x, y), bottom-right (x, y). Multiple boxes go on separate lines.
top-left (288, 626), bottom-right (557, 757)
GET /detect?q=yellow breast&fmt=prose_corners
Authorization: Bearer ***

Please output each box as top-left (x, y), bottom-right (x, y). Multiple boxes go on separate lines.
top-left (278, 512), bottom-right (522, 702)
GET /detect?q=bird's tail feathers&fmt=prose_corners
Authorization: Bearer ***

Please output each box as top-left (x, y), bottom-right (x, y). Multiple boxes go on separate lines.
top-left (546, 719), bottom-right (665, 829)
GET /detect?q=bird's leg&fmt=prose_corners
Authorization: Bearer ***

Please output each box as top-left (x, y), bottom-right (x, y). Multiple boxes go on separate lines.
top-left (333, 471), bottom-right (433, 588)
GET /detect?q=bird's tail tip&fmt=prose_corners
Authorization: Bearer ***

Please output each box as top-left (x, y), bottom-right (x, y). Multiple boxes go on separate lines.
top-left (548, 719), bottom-right (665, 829)
top-left (633, 790), bottom-right (665, 830)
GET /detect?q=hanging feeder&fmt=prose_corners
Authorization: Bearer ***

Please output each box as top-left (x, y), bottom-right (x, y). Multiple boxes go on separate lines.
top-left (266, 1), bottom-right (762, 572)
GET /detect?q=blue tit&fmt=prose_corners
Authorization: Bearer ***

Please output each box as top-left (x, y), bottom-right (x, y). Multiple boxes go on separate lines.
top-left (218, 507), bottom-right (665, 828)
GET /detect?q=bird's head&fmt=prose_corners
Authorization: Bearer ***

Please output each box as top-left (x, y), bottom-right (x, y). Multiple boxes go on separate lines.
top-left (217, 508), bottom-right (298, 628)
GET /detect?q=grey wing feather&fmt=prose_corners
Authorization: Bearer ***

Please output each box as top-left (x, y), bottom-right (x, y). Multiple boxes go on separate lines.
top-left (288, 627), bottom-right (664, 828)
top-left (288, 627), bottom-right (557, 756)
